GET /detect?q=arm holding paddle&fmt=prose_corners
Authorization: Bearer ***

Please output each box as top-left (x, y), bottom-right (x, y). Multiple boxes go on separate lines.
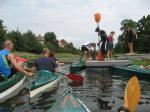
top-left (8, 53), bottom-right (33, 76)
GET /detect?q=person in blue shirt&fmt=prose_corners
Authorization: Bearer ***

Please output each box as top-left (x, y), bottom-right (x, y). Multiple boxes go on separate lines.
top-left (0, 40), bottom-right (33, 82)
top-left (33, 48), bottom-right (58, 72)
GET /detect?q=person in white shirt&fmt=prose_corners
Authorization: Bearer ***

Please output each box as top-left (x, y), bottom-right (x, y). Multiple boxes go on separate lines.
top-left (80, 42), bottom-right (96, 60)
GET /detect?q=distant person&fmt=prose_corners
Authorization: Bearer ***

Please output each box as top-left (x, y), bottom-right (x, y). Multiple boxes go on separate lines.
top-left (49, 51), bottom-right (59, 65)
top-left (0, 40), bottom-right (33, 82)
top-left (33, 48), bottom-right (58, 72)
top-left (107, 31), bottom-right (115, 60)
top-left (80, 42), bottom-right (96, 60)
top-left (124, 27), bottom-right (138, 55)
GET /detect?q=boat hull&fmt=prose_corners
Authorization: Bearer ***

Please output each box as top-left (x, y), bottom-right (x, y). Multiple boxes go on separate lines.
top-left (70, 61), bottom-right (86, 74)
top-left (111, 65), bottom-right (150, 79)
top-left (47, 89), bottom-right (91, 112)
top-left (30, 71), bottom-right (61, 99)
top-left (0, 73), bottom-right (25, 103)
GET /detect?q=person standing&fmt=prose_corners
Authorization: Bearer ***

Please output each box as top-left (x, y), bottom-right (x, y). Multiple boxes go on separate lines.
top-left (0, 40), bottom-right (33, 81)
top-left (107, 31), bottom-right (115, 59)
top-left (124, 27), bottom-right (137, 55)
top-left (97, 30), bottom-right (108, 59)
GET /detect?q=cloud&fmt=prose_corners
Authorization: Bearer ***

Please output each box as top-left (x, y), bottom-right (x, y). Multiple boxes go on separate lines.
top-left (0, 0), bottom-right (150, 48)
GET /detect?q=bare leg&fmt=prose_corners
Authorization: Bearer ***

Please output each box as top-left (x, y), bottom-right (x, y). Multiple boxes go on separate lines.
top-left (107, 50), bottom-right (110, 59)
top-left (128, 43), bottom-right (134, 54)
top-left (130, 43), bottom-right (133, 54)
top-left (109, 49), bottom-right (112, 58)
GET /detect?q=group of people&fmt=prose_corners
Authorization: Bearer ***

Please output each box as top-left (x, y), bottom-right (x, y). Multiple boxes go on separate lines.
top-left (0, 40), bottom-right (58, 82)
top-left (81, 26), bottom-right (140, 60)
top-left (81, 29), bottom-right (115, 60)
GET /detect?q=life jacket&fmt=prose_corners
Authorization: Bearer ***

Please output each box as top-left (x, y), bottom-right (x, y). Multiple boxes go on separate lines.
top-left (0, 49), bottom-right (11, 78)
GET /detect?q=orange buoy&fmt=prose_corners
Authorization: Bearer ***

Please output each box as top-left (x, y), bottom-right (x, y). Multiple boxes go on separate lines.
top-left (94, 13), bottom-right (101, 23)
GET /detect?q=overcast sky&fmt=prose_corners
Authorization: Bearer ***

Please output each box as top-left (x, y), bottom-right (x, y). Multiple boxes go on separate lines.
top-left (0, 0), bottom-right (150, 48)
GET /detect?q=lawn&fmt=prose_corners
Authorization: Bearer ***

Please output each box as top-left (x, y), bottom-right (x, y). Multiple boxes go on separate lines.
top-left (14, 51), bottom-right (80, 62)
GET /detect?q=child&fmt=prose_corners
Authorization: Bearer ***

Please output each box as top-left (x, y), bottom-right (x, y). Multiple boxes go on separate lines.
top-left (107, 31), bottom-right (115, 60)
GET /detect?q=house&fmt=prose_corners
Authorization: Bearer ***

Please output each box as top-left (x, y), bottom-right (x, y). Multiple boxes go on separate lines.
top-left (37, 34), bottom-right (45, 44)
top-left (59, 39), bottom-right (67, 48)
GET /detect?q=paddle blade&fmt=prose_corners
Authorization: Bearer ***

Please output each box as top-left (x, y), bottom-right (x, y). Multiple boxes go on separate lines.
top-left (94, 13), bottom-right (101, 23)
top-left (97, 52), bottom-right (103, 61)
top-left (15, 56), bottom-right (28, 63)
top-left (66, 74), bottom-right (84, 82)
top-left (124, 76), bottom-right (141, 112)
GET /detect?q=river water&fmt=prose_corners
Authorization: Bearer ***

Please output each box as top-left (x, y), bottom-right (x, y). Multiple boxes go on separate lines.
top-left (0, 67), bottom-right (150, 112)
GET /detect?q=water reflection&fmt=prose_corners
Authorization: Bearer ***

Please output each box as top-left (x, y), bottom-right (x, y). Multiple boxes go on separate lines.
top-left (1, 67), bottom-right (150, 112)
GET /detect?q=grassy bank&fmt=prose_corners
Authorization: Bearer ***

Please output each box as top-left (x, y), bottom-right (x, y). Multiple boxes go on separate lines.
top-left (14, 51), bottom-right (150, 66)
top-left (14, 51), bottom-right (79, 62)
top-left (132, 59), bottom-right (150, 66)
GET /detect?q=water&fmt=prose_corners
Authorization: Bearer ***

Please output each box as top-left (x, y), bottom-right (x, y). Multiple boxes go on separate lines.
top-left (0, 67), bottom-right (150, 112)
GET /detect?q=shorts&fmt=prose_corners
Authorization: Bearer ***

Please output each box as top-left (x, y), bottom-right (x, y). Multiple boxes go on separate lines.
top-left (107, 43), bottom-right (113, 50)
top-left (81, 45), bottom-right (89, 53)
top-left (128, 37), bottom-right (134, 43)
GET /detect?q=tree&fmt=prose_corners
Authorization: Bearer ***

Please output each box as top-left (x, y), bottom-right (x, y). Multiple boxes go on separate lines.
top-left (120, 19), bottom-right (138, 31)
top-left (22, 30), bottom-right (43, 53)
top-left (7, 30), bottom-right (24, 51)
top-left (0, 20), bottom-right (7, 48)
top-left (44, 32), bottom-right (58, 45)
top-left (136, 15), bottom-right (150, 53)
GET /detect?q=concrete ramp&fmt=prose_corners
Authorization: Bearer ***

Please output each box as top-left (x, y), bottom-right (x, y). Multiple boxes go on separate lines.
top-left (86, 60), bottom-right (133, 67)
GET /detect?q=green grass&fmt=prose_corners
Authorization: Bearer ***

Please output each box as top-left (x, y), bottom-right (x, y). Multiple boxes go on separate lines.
top-left (14, 51), bottom-right (79, 62)
top-left (132, 59), bottom-right (150, 66)
top-left (14, 51), bottom-right (150, 66)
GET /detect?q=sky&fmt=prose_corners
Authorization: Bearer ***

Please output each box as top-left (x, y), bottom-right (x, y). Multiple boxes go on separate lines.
top-left (0, 0), bottom-right (150, 48)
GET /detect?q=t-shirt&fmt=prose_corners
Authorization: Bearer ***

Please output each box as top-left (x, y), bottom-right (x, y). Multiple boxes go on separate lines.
top-left (126, 30), bottom-right (134, 40)
top-left (107, 34), bottom-right (113, 43)
top-left (34, 57), bottom-right (57, 72)
top-left (82, 42), bottom-right (94, 51)
top-left (0, 49), bottom-right (11, 77)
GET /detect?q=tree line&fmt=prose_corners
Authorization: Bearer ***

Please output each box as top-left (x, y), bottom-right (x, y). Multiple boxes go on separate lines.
top-left (114, 15), bottom-right (150, 53)
top-left (0, 20), bottom-right (80, 54)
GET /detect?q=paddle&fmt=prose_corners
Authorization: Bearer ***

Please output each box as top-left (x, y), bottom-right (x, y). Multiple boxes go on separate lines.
top-left (15, 55), bottom-right (28, 63)
top-left (94, 13), bottom-right (103, 61)
top-left (118, 76), bottom-right (141, 112)
top-left (58, 72), bottom-right (84, 82)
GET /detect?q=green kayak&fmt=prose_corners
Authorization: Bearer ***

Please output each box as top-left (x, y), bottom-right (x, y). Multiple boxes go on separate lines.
top-left (70, 60), bottom-right (86, 74)
top-left (111, 65), bottom-right (150, 76)
top-left (30, 70), bottom-right (61, 98)
top-left (47, 89), bottom-right (91, 112)
top-left (0, 73), bottom-right (26, 103)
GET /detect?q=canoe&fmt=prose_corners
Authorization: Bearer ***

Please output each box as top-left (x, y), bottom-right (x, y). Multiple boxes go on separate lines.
top-left (70, 60), bottom-right (86, 74)
top-left (0, 73), bottom-right (26, 103)
top-left (30, 70), bottom-right (61, 98)
top-left (111, 65), bottom-right (150, 77)
top-left (47, 89), bottom-right (91, 112)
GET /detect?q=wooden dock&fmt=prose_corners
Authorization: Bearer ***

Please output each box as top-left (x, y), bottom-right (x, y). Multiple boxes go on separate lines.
top-left (86, 60), bottom-right (133, 67)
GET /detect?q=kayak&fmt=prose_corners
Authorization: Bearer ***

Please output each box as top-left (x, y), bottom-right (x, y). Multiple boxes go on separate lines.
top-left (47, 89), bottom-right (91, 112)
top-left (111, 65), bottom-right (150, 76)
top-left (0, 73), bottom-right (26, 103)
top-left (70, 60), bottom-right (86, 74)
top-left (30, 70), bottom-right (61, 98)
